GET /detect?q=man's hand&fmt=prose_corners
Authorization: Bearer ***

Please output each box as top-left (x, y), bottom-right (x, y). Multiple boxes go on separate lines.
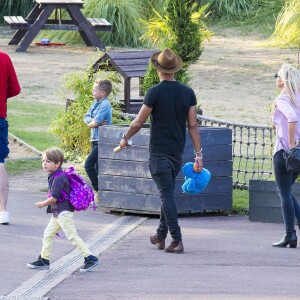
top-left (194, 157), bottom-right (203, 172)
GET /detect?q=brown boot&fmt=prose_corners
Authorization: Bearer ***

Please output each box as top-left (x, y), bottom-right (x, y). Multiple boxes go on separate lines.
top-left (165, 241), bottom-right (184, 253)
top-left (150, 235), bottom-right (165, 250)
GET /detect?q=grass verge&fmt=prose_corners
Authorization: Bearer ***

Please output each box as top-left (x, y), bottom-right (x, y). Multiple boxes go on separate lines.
top-left (232, 189), bottom-right (249, 215)
top-left (7, 100), bottom-right (61, 150)
top-left (6, 159), bottom-right (41, 175)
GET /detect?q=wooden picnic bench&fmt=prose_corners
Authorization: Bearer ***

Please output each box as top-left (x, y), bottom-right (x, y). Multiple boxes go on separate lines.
top-left (4, 16), bottom-right (30, 30)
top-left (4, 0), bottom-right (112, 52)
top-left (87, 18), bottom-right (112, 31)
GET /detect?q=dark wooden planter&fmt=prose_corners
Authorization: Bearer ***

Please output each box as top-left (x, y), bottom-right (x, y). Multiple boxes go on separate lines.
top-left (249, 179), bottom-right (300, 223)
top-left (98, 125), bottom-right (232, 215)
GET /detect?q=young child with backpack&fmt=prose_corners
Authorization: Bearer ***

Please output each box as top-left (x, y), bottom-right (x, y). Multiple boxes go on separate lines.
top-left (27, 148), bottom-right (99, 272)
top-left (84, 79), bottom-right (113, 207)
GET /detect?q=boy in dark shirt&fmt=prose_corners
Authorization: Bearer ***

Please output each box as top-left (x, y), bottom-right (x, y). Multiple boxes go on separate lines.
top-left (27, 148), bottom-right (99, 272)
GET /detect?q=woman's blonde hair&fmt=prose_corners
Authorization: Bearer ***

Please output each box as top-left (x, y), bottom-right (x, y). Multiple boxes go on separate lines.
top-left (271, 63), bottom-right (300, 114)
top-left (278, 63), bottom-right (300, 107)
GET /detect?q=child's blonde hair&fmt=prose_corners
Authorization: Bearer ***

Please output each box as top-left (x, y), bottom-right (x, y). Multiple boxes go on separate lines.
top-left (95, 79), bottom-right (112, 96)
top-left (42, 148), bottom-right (64, 166)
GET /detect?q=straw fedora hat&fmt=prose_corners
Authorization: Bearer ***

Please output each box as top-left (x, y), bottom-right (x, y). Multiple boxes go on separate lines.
top-left (151, 48), bottom-right (183, 73)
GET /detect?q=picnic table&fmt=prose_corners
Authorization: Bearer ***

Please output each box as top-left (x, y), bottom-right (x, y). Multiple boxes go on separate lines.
top-left (4, 0), bottom-right (112, 52)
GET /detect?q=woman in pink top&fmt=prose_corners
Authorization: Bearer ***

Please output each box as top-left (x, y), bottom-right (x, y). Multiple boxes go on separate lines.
top-left (271, 63), bottom-right (300, 248)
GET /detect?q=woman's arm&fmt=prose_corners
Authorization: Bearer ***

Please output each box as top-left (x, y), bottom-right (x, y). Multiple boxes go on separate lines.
top-left (288, 121), bottom-right (298, 149)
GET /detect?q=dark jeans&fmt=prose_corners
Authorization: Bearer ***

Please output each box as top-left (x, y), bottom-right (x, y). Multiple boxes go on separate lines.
top-left (149, 153), bottom-right (182, 242)
top-left (84, 141), bottom-right (98, 191)
top-left (274, 149), bottom-right (300, 233)
top-left (0, 118), bottom-right (9, 163)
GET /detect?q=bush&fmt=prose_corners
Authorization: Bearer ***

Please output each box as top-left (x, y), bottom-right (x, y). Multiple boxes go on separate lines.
top-left (197, 0), bottom-right (284, 20)
top-left (1, 0), bottom-right (34, 22)
top-left (270, 0), bottom-right (300, 49)
top-left (49, 62), bottom-right (129, 161)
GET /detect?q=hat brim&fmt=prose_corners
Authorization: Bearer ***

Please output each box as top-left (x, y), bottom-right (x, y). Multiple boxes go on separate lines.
top-left (151, 51), bottom-right (183, 74)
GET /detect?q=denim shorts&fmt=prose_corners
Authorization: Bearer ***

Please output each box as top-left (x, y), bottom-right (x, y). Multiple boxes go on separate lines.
top-left (0, 118), bottom-right (9, 163)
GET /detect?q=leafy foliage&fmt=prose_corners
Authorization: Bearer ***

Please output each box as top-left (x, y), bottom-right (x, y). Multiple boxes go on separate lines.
top-left (1, 0), bottom-right (33, 22)
top-left (49, 62), bottom-right (129, 160)
top-left (270, 0), bottom-right (300, 50)
top-left (141, 0), bottom-right (212, 92)
top-left (197, 0), bottom-right (284, 20)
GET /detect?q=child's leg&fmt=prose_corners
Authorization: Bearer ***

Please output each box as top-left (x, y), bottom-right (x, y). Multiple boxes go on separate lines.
top-left (84, 141), bottom-right (99, 191)
top-left (41, 216), bottom-right (61, 260)
top-left (58, 212), bottom-right (91, 257)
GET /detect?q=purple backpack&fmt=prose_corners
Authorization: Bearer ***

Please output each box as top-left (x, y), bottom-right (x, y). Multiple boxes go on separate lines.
top-left (53, 167), bottom-right (95, 211)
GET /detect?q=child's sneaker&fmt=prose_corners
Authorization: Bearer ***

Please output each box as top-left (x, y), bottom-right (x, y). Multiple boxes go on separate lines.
top-left (90, 191), bottom-right (99, 209)
top-left (27, 255), bottom-right (50, 270)
top-left (80, 255), bottom-right (100, 272)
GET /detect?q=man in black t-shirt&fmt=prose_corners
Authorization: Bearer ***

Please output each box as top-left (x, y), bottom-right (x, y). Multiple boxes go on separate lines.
top-left (118, 48), bottom-right (203, 253)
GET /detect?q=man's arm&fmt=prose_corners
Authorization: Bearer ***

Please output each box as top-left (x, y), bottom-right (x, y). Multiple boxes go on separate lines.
top-left (7, 58), bottom-right (21, 98)
top-left (119, 104), bottom-right (152, 148)
top-left (187, 105), bottom-right (203, 171)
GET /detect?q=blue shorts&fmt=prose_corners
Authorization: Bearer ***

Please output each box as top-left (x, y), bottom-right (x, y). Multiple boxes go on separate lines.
top-left (0, 118), bottom-right (9, 163)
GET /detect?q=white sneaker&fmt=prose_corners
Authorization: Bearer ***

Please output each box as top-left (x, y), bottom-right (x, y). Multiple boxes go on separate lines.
top-left (0, 211), bottom-right (9, 225)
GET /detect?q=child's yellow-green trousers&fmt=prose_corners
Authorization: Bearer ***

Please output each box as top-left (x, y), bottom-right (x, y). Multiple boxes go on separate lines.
top-left (41, 212), bottom-right (91, 260)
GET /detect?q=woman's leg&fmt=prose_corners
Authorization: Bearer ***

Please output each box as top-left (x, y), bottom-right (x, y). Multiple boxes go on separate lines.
top-left (291, 172), bottom-right (300, 221)
top-left (274, 150), bottom-right (296, 233)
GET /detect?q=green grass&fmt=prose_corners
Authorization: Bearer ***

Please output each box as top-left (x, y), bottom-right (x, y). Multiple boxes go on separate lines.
top-left (6, 160), bottom-right (41, 175)
top-left (232, 189), bottom-right (249, 214)
top-left (7, 101), bottom-right (61, 150)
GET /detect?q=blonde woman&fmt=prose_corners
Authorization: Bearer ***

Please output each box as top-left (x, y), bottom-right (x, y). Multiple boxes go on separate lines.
top-left (271, 63), bottom-right (300, 248)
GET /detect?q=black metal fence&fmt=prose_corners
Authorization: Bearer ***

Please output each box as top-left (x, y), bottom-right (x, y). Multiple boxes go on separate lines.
top-left (198, 115), bottom-right (274, 190)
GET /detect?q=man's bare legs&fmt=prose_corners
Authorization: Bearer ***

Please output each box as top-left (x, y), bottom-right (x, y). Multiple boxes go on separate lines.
top-left (0, 163), bottom-right (9, 224)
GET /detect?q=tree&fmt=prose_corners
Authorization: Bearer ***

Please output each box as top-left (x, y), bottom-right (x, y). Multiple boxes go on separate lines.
top-left (142, 0), bottom-right (211, 92)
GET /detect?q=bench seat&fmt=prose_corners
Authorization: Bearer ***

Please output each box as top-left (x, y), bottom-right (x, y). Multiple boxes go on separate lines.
top-left (87, 18), bottom-right (112, 31)
top-left (4, 16), bottom-right (29, 29)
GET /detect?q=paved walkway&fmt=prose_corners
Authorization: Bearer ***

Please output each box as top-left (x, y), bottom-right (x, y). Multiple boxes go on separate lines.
top-left (1, 188), bottom-right (300, 299)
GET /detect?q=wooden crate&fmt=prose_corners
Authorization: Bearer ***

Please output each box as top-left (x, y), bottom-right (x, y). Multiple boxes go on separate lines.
top-left (249, 179), bottom-right (300, 223)
top-left (98, 125), bottom-right (232, 215)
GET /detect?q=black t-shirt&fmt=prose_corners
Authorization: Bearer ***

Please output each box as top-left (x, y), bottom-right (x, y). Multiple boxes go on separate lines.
top-left (143, 80), bottom-right (197, 155)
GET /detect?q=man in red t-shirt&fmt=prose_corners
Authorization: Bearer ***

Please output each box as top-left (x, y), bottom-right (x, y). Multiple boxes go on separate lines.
top-left (0, 51), bottom-right (21, 225)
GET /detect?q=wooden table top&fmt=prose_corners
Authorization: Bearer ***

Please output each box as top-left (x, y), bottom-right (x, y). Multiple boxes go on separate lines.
top-left (36, 0), bottom-right (83, 4)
